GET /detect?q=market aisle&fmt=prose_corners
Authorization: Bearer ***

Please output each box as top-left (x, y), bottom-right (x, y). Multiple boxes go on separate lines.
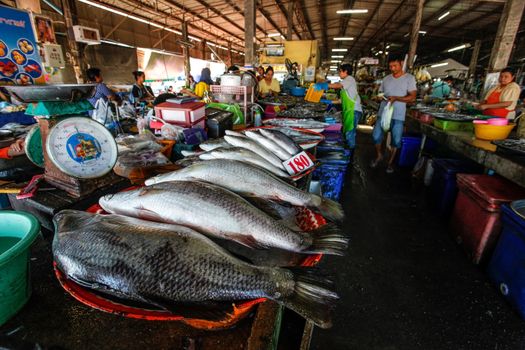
top-left (309, 132), bottom-right (525, 350)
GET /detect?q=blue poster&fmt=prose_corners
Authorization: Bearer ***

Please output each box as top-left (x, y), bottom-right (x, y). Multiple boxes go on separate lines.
top-left (0, 5), bottom-right (45, 85)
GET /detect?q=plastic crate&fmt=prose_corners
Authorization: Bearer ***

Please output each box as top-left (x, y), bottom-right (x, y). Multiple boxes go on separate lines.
top-left (450, 175), bottom-right (525, 264)
top-left (433, 118), bottom-right (474, 132)
top-left (429, 159), bottom-right (483, 218)
top-left (488, 201), bottom-right (525, 319)
top-left (313, 163), bottom-right (347, 201)
top-left (398, 136), bottom-right (437, 168)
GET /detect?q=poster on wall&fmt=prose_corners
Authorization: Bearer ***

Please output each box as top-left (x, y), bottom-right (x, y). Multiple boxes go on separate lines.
top-left (0, 5), bottom-right (45, 85)
top-left (33, 15), bottom-right (56, 44)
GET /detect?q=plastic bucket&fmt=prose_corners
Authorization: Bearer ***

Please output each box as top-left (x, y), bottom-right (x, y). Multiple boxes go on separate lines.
top-left (0, 211), bottom-right (40, 326)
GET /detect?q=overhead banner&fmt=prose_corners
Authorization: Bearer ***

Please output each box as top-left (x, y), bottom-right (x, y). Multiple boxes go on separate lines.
top-left (0, 5), bottom-right (45, 85)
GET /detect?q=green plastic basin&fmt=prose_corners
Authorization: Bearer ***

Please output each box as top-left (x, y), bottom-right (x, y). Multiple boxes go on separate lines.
top-left (0, 211), bottom-right (40, 326)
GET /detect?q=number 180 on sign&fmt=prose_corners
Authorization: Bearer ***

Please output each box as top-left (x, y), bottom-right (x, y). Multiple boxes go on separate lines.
top-left (283, 151), bottom-right (315, 175)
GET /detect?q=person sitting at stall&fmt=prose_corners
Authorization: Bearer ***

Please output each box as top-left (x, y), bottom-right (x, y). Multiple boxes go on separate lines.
top-left (256, 66), bottom-right (265, 81)
top-left (86, 68), bottom-right (120, 109)
top-left (478, 67), bottom-right (520, 120)
top-left (315, 63), bottom-right (362, 149)
top-left (430, 76), bottom-right (453, 99)
top-left (187, 75), bottom-right (196, 90)
top-left (258, 66), bottom-right (280, 97)
top-left (131, 71), bottom-right (155, 104)
top-left (0, 139), bottom-right (25, 159)
top-left (181, 68), bottom-right (214, 99)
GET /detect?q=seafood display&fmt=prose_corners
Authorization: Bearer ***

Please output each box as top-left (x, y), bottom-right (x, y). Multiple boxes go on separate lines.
top-left (53, 210), bottom-right (338, 328)
top-left (99, 181), bottom-right (348, 255)
top-left (263, 118), bottom-right (329, 131)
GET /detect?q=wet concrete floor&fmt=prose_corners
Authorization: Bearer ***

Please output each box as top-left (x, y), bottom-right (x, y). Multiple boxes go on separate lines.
top-left (310, 134), bottom-right (525, 350)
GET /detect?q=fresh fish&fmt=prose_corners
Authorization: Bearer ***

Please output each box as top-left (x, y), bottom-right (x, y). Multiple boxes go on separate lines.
top-left (53, 210), bottom-right (338, 328)
top-left (198, 147), bottom-right (289, 178)
top-left (245, 130), bottom-right (293, 161)
top-left (224, 130), bottom-right (246, 138)
top-left (264, 119), bottom-right (328, 129)
top-left (259, 128), bottom-right (301, 155)
top-left (99, 181), bottom-right (347, 255)
top-left (144, 160), bottom-right (345, 223)
top-left (181, 150), bottom-right (204, 157)
top-left (274, 127), bottom-right (324, 141)
top-left (199, 138), bottom-right (232, 151)
top-left (175, 157), bottom-right (201, 167)
top-left (224, 135), bottom-right (286, 170)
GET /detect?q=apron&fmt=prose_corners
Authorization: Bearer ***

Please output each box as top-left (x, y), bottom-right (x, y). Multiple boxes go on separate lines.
top-left (484, 88), bottom-right (510, 118)
top-left (340, 89), bottom-right (355, 133)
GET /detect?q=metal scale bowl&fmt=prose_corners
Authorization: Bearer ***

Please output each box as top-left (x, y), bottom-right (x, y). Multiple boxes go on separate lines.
top-left (5, 85), bottom-right (120, 198)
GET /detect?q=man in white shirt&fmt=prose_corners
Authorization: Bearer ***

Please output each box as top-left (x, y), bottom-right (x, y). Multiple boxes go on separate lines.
top-left (371, 55), bottom-right (417, 173)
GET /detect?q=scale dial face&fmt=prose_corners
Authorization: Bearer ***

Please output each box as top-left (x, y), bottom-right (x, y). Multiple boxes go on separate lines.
top-left (46, 117), bottom-right (117, 179)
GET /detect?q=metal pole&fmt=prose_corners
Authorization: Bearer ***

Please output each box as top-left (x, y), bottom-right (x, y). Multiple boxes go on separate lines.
top-left (201, 40), bottom-right (206, 60)
top-left (61, 0), bottom-right (86, 83)
top-left (287, 0), bottom-right (295, 41)
top-left (487, 0), bottom-right (525, 72)
top-left (244, 0), bottom-right (256, 68)
top-left (407, 0), bottom-right (424, 72)
top-left (468, 40), bottom-right (482, 78)
top-left (182, 21), bottom-right (191, 86)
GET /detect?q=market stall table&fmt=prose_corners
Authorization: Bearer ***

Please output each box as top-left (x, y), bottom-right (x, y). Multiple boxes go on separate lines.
top-left (406, 115), bottom-right (525, 188)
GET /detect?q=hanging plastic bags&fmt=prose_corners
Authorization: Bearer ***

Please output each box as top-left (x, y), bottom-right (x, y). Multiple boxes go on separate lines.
top-left (380, 102), bottom-right (394, 132)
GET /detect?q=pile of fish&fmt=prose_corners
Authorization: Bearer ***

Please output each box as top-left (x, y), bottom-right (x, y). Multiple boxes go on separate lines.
top-left (52, 126), bottom-right (347, 328)
top-left (263, 118), bottom-right (329, 131)
top-left (277, 106), bottom-right (320, 119)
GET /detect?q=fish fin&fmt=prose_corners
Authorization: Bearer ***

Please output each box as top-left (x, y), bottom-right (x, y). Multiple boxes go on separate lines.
top-left (133, 206), bottom-right (164, 222)
top-left (244, 197), bottom-right (283, 220)
top-left (279, 267), bottom-right (338, 329)
top-left (140, 295), bottom-right (237, 321)
top-left (230, 234), bottom-right (270, 250)
top-left (305, 223), bottom-right (349, 256)
top-left (313, 197), bottom-right (345, 223)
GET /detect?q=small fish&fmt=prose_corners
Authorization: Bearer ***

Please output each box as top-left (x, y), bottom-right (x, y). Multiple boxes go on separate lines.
top-left (199, 138), bottom-right (232, 151)
top-left (53, 210), bottom-right (338, 328)
top-left (245, 130), bottom-right (293, 161)
top-left (100, 181), bottom-right (347, 255)
top-left (224, 135), bottom-right (286, 170)
top-left (224, 130), bottom-right (246, 138)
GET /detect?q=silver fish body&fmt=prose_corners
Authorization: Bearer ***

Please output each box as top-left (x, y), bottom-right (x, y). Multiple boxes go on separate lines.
top-left (224, 135), bottom-right (285, 170)
top-left (144, 160), bottom-right (345, 223)
top-left (199, 138), bottom-right (232, 151)
top-left (259, 128), bottom-right (301, 155)
top-left (244, 130), bottom-right (293, 161)
top-left (197, 147), bottom-right (289, 178)
top-left (52, 210), bottom-right (337, 328)
top-left (100, 181), bottom-right (346, 255)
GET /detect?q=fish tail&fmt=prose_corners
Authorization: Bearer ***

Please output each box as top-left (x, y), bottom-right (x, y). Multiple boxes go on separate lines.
top-left (280, 267), bottom-right (338, 329)
top-left (306, 223), bottom-right (349, 256)
top-left (315, 197), bottom-right (345, 222)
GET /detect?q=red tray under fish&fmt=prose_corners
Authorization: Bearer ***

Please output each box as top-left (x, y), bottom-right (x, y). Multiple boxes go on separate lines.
top-left (54, 200), bottom-right (325, 330)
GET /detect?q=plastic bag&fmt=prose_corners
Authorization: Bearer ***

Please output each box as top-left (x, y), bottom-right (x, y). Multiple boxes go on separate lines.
top-left (118, 101), bottom-right (136, 119)
top-left (160, 123), bottom-right (184, 141)
top-left (206, 102), bottom-right (244, 125)
top-left (92, 99), bottom-right (115, 125)
top-left (380, 102), bottom-right (394, 132)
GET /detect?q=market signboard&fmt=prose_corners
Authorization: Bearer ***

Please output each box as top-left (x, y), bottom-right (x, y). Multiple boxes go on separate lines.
top-left (0, 5), bottom-right (45, 85)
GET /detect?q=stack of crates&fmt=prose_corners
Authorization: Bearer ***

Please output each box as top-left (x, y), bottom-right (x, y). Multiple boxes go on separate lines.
top-left (313, 131), bottom-right (351, 201)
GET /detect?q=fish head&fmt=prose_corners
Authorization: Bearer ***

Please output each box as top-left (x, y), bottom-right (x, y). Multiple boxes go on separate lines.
top-left (99, 190), bottom-right (144, 216)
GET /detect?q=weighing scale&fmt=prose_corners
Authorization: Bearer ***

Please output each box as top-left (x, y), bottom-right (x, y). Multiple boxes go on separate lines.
top-left (6, 85), bottom-right (120, 198)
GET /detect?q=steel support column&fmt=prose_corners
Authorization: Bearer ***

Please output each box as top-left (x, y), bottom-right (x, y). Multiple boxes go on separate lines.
top-left (182, 21), bottom-right (191, 84)
top-left (287, 0), bottom-right (294, 41)
top-left (468, 40), bottom-right (482, 77)
top-left (407, 0), bottom-right (424, 71)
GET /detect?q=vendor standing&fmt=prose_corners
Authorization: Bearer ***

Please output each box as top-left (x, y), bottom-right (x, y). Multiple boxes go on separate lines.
top-left (258, 66), bottom-right (280, 96)
top-left (478, 67), bottom-right (520, 120)
top-left (371, 55), bottom-right (417, 174)
top-left (317, 64), bottom-right (362, 149)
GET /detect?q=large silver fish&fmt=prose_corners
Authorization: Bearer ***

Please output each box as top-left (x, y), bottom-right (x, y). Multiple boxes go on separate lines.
top-left (99, 181), bottom-right (347, 255)
top-left (145, 160), bottom-right (345, 223)
top-left (198, 147), bottom-right (289, 178)
top-left (224, 135), bottom-right (285, 170)
top-left (53, 210), bottom-right (337, 328)
top-left (259, 128), bottom-right (301, 155)
top-left (199, 138), bottom-right (232, 151)
top-left (244, 130), bottom-right (293, 161)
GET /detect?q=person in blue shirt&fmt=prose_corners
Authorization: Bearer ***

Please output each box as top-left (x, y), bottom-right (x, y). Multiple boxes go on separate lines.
top-left (86, 67), bottom-right (120, 108)
top-left (430, 76), bottom-right (453, 99)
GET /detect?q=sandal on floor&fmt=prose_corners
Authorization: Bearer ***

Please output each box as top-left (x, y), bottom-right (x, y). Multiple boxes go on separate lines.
top-left (370, 157), bottom-right (383, 168)
top-left (386, 166), bottom-right (394, 174)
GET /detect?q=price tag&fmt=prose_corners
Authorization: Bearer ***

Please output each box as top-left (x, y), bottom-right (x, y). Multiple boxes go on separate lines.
top-left (283, 151), bottom-right (315, 175)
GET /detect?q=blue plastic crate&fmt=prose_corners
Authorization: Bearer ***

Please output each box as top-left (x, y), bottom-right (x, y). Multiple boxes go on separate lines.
top-left (313, 163), bottom-right (347, 201)
top-left (398, 135), bottom-right (437, 167)
top-left (488, 201), bottom-right (525, 319)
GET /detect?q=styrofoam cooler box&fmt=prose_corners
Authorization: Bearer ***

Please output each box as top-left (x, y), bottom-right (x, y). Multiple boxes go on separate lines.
top-left (154, 101), bottom-right (206, 127)
top-left (450, 174), bottom-right (525, 264)
top-left (487, 201), bottom-right (525, 319)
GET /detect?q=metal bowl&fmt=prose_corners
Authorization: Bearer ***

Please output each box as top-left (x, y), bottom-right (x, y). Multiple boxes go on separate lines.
top-left (4, 84), bottom-right (96, 103)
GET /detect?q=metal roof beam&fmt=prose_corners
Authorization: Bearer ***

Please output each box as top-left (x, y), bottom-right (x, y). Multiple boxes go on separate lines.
top-left (338, 0), bottom-right (355, 37)
top-left (348, 0), bottom-right (385, 55)
top-left (298, 0), bottom-right (314, 39)
top-left (257, 3), bottom-right (286, 38)
top-left (319, 0), bottom-right (328, 59)
top-left (222, 0), bottom-right (270, 38)
top-left (274, 0), bottom-right (302, 39)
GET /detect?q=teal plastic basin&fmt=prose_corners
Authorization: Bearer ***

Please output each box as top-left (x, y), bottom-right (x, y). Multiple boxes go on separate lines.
top-left (0, 211), bottom-right (40, 326)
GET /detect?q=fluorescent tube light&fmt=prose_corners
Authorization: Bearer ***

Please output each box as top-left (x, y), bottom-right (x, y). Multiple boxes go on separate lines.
top-left (438, 11), bottom-right (450, 21)
top-left (419, 31), bottom-right (427, 34)
top-left (331, 60), bottom-right (341, 63)
top-left (333, 37), bottom-right (354, 41)
top-left (430, 62), bottom-right (448, 68)
top-left (101, 39), bottom-right (134, 48)
top-left (332, 48), bottom-right (348, 52)
top-left (337, 9), bottom-right (368, 14)
top-left (267, 33), bottom-right (281, 37)
top-left (331, 55), bottom-right (344, 58)
top-left (447, 44), bottom-right (470, 52)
